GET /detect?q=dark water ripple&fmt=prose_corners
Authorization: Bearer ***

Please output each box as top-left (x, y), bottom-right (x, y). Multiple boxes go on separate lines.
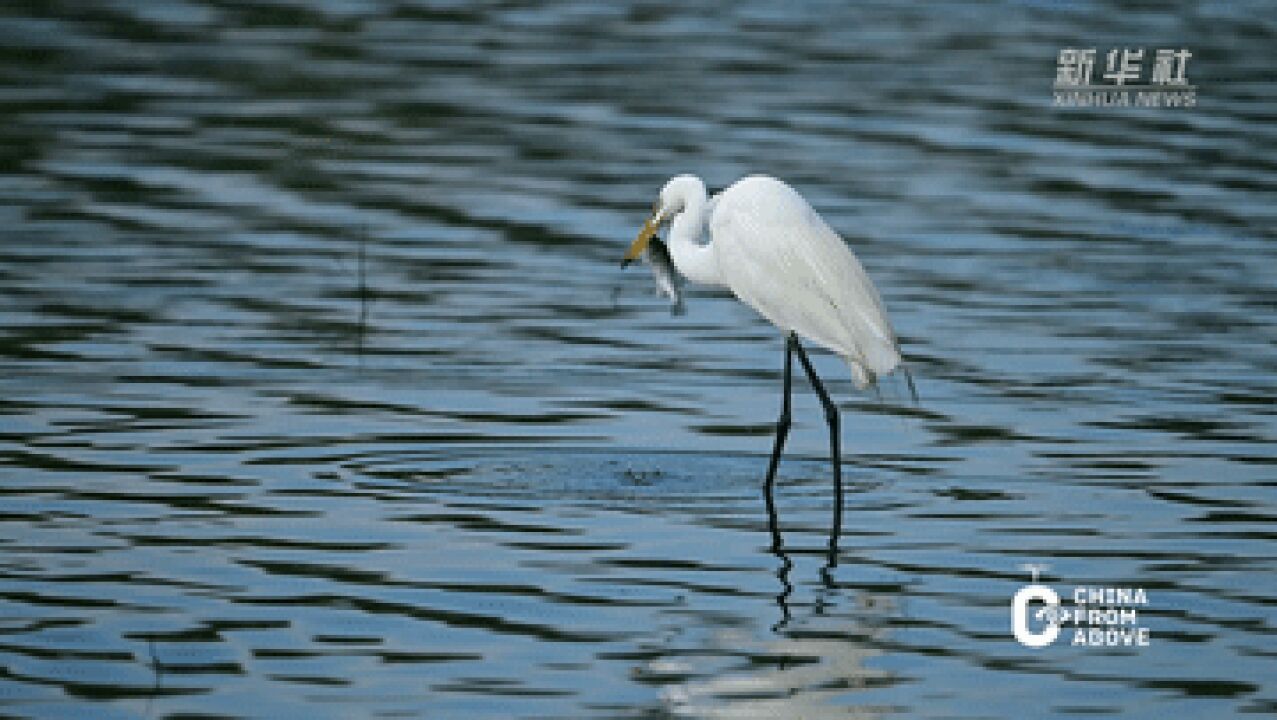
top-left (2, 0), bottom-right (1276, 718)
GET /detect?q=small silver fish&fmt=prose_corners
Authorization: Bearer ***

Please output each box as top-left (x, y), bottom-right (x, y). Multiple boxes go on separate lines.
top-left (645, 237), bottom-right (685, 315)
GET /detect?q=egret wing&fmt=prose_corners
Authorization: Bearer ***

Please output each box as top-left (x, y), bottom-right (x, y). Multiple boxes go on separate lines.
top-left (709, 177), bottom-right (900, 384)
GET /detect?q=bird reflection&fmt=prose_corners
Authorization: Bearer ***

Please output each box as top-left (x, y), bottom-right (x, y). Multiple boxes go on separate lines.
top-left (764, 479), bottom-right (839, 631)
top-left (771, 538), bottom-right (794, 631)
top-left (653, 493), bottom-right (893, 719)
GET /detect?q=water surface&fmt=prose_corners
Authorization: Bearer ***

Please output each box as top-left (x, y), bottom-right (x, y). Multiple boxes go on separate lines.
top-left (1, 1), bottom-right (1275, 718)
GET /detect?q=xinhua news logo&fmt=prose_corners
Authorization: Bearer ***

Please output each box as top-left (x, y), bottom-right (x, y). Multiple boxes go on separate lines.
top-left (1011, 565), bottom-right (1152, 649)
top-left (1053, 47), bottom-right (1195, 108)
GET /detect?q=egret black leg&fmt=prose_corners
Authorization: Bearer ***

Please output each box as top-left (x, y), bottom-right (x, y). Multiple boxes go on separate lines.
top-left (764, 335), bottom-right (794, 493)
top-left (790, 336), bottom-right (843, 554)
top-left (763, 334), bottom-right (794, 551)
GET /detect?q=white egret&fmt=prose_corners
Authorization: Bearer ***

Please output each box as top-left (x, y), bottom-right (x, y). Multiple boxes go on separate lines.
top-left (622, 174), bottom-right (911, 547)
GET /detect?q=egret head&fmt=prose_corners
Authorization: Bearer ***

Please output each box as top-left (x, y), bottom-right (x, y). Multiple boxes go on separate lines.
top-left (622, 175), bottom-right (702, 267)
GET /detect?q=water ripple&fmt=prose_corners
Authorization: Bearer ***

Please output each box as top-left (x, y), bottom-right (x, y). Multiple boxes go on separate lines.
top-left (2, 0), bottom-right (1275, 718)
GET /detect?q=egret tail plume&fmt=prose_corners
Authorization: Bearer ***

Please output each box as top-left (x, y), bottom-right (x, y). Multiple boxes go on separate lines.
top-left (900, 363), bottom-right (919, 404)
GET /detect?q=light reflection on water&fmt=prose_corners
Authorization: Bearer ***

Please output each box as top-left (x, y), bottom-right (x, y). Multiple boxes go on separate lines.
top-left (1, 1), bottom-right (1275, 718)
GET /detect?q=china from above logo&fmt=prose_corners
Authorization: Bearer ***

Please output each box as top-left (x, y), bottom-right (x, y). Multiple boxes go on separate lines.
top-left (1054, 47), bottom-right (1195, 108)
top-left (1011, 564), bottom-right (1152, 649)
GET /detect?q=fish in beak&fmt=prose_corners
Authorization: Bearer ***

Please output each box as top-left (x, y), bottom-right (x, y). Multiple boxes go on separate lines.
top-left (621, 204), bottom-right (683, 314)
top-left (644, 236), bottom-right (685, 315)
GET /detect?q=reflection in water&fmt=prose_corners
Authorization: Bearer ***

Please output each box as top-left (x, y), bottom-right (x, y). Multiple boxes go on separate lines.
top-left (660, 507), bottom-right (893, 720)
top-left (1, 0), bottom-right (1275, 718)
top-left (764, 481), bottom-right (841, 632)
top-left (767, 482), bottom-right (796, 631)
top-left (772, 548), bottom-right (795, 632)
top-left (659, 628), bottom-right (891, 720)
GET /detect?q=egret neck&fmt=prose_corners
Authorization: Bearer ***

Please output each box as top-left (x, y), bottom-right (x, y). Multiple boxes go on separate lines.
top-left (663, 177), bottom-right (723, 287)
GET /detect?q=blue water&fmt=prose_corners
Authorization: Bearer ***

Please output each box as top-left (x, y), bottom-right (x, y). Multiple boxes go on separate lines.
top-left (1, 1), bottom-right (1275, 718)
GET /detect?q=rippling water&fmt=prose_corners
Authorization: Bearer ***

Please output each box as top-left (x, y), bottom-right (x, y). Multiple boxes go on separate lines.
top-left (2, 1), bottom-right (1275, 718)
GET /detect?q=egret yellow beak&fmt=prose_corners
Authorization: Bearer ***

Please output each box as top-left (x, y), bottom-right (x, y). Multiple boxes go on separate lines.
top-left (622, 210), bottom-right (662, 268)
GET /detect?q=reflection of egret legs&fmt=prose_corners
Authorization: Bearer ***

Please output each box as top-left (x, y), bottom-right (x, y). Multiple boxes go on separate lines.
top-left (815, 551), bottom-right (838, 615)
top-left (764, 487), bottom-right (794, 631)
top-left (763, 333), bottom-right (843, 556)
top-left (765, 473), bottom-right (844, 631)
